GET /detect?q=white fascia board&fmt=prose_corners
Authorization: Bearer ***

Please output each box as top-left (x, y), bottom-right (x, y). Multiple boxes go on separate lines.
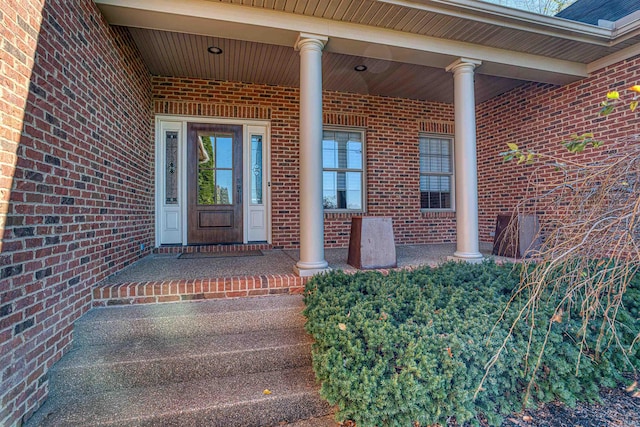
top-left (587, 42), bottom-right (640, 73)
top-left (95, 0), bottom-right (588, 82)
top-left (611, 12), bottom-right (640, 44)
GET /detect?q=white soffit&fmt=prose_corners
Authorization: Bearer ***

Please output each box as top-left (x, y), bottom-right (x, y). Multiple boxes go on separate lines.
top-left (95, 0), bottom-right (589, 84)
top-left (129, 28), bottom-right (526, 103)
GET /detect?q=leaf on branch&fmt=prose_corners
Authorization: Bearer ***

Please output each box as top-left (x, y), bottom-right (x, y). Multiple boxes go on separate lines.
top-left (630, 101), bottom-right (638, 112)
top-left (599, 104), bottom-right (615, 116)
top-left (606, 91), bottom-right (620, 100)
top-left (563, 133), bottom-right (604, 152)
top-left (526, 153), bottom-right (536, 164)
top-left (507, 142), bottom-right (519, 151)
top-left (630, 85), bottom-right (640, 93)
top-left (551, 308), bottom-right (564, 324)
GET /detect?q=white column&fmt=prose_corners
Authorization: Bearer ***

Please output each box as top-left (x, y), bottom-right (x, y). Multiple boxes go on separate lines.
top-left (293, 33), bottom-right (329, 276)
top-left (446, 58), bottom-right (483, 261)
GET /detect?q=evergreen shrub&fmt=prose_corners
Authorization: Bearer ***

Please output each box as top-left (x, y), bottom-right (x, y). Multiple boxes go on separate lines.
top-left (303, 261), bottom-right (639, 426)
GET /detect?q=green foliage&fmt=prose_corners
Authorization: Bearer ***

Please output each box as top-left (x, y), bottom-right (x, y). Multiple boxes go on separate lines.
top-left (303, 262), bottom-right (640, 427)
top-left (499, 142), bottom-right (538, 164)
top-left (561, 133), bottom-right (604, 153)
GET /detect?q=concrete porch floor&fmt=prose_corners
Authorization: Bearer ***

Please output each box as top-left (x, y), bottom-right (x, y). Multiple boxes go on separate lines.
top-left (103, 243), bottom-right (499, 283)
top-left (92, 243), bottom-right (511, 306)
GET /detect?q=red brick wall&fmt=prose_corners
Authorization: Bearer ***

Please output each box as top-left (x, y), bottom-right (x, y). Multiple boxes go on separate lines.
top-left (0, 1), bottom-right (153, 425)
top-left (477, 55), bottom-right (640, 243)
top-left (0, 0), bottom-right (45, 251)
top-left (153, 78), bottom-right (457, 248)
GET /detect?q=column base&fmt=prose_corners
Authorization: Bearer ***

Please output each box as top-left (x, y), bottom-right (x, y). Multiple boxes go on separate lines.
top-left (294, 260), bottom-right (330, 277)
top-left (448, 251), bottom-right (484, 264)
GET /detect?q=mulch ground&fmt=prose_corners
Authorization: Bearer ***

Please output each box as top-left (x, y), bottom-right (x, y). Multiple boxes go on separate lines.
top-left (499, 387), bottom-right (639, 427)
top-left (337, 386), bottom-right (640, 427)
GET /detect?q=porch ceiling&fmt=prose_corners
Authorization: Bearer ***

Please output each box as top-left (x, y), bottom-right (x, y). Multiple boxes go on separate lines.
top-left (129, 28), bottom-right (525, 103)
top-left (187, 0), bottom-right (638, 63)
top-left (96, 0), bottom-right (640, 102)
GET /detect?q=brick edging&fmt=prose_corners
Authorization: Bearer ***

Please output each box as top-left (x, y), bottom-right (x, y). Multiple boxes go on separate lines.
top-left (153, 243), bottom-right (272, 254)
top-left (92, 274), bottom-right (309, 306)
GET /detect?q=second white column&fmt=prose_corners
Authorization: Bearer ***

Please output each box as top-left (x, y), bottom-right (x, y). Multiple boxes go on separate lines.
top-left (446, 58), bottom-right (483, 261)
top-left (294, 33), bottom-right (330, 276)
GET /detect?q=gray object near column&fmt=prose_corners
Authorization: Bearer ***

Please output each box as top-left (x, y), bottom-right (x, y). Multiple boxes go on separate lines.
top-left (493, 214), bottom-right (540, 258)
top-left (348, 216), bottom-right (397, 269)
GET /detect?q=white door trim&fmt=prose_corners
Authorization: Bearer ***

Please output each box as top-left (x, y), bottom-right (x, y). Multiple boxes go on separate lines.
top-left (155, 115), bottom-right (272, 246)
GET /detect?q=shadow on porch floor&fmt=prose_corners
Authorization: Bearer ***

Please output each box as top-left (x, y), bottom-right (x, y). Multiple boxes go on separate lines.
top-left (94, 243), bottom-right (507, 306)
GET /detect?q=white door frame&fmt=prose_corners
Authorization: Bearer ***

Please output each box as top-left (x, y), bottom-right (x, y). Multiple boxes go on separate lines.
top-left (155, 115), bottom-right (272, 246)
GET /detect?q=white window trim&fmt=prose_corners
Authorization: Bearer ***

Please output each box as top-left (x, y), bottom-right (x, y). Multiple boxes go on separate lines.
top-left (419, 133), bottom-right (455, 213)
top-left (322, 126), bottom-right (367, 214)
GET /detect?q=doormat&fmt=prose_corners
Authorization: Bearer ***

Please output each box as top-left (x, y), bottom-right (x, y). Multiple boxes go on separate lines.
top-left (178, 250), bottom-right (263, 259)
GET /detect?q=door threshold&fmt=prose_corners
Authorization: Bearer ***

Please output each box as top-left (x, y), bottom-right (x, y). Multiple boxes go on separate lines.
top-left (154, 243), bottom-right (272, 255)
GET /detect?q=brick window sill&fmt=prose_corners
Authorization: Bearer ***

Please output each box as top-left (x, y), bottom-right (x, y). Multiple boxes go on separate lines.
top-left (324, 211), bottom-right (366, 219)
top-left (421, 210), bottom-right (456, 218)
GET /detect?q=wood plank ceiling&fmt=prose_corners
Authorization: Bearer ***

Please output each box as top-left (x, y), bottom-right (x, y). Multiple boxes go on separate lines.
top-left (129, 28), bottom-right (525, 103)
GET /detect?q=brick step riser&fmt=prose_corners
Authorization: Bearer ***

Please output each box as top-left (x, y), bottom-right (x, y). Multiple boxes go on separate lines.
top-left (49, 343), bottom-right (313, 398)
top-left (73, 308), bottom-right (306, 347)
top-left (153, 243), bottom-right (273, 255)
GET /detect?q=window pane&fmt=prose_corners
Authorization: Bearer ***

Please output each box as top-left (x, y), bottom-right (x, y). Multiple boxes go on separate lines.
top-left (322, 138), bottom-right (337, 169)
top-left (216, 136), bottom-right (233, 169)
top-left (347, 141), bottom-right (362, 169)
top-left (251, 135), bottom-right (263, 205)
top-left (215, 170), bottom-right (233, 205)
top-left (198, 168), bottom-right (215, 205)
top-left (198, 135), bottom-right (214, 167)
top-left (420, 137), bottom-right (452, 173)
top-left (165, 131), bottom-right (178, 205)
top-left (323, 171), bottom-right (337, 209)
top-left (420, 176), bottom-right (451, 209)
top-left (346, 172), bottom-right (362, 210)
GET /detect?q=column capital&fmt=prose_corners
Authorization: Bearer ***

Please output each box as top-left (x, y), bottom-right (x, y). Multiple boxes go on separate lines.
top-left (295, 33), bottom-right (328, 51)
top-left (446, 57), bottom-right (482, 73)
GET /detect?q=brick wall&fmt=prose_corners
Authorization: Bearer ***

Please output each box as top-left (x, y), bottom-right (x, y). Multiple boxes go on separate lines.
top-left (153, 77), bottom-right (457, 248)
top-left (0, 1), bottom-right (153, 425)
top-left (477, 55), bottom-right (640, 244)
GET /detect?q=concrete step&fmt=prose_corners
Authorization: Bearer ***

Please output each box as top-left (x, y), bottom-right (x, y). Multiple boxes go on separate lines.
top-left (49, 327), bottom-right (313, 397)
top-left (74, 294), bottom-right (306, 346)
top-left (28, 366), bottom-right (332, 427)
top-left (25, 295), bottom-right (333, 427)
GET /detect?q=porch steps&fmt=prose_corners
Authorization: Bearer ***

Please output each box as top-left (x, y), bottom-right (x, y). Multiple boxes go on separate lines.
top-left (25, 295), bottom-right (336, 427)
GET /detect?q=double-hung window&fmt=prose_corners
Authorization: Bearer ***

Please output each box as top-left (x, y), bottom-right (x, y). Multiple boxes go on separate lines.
top-left (420, 135), bottom-right (454, 210)
top-left (322, 129), bottom-right (364, 211)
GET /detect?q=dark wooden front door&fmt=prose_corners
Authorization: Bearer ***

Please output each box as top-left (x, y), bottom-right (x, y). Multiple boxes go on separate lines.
top-left (187, 123), bottom-right (243, 244)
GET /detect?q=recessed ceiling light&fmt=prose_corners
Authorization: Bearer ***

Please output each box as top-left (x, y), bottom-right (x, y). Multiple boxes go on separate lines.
top-left (354, 65), bottom-right (367, 72)
top-left (207, 46), bottom-right (223, 55)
